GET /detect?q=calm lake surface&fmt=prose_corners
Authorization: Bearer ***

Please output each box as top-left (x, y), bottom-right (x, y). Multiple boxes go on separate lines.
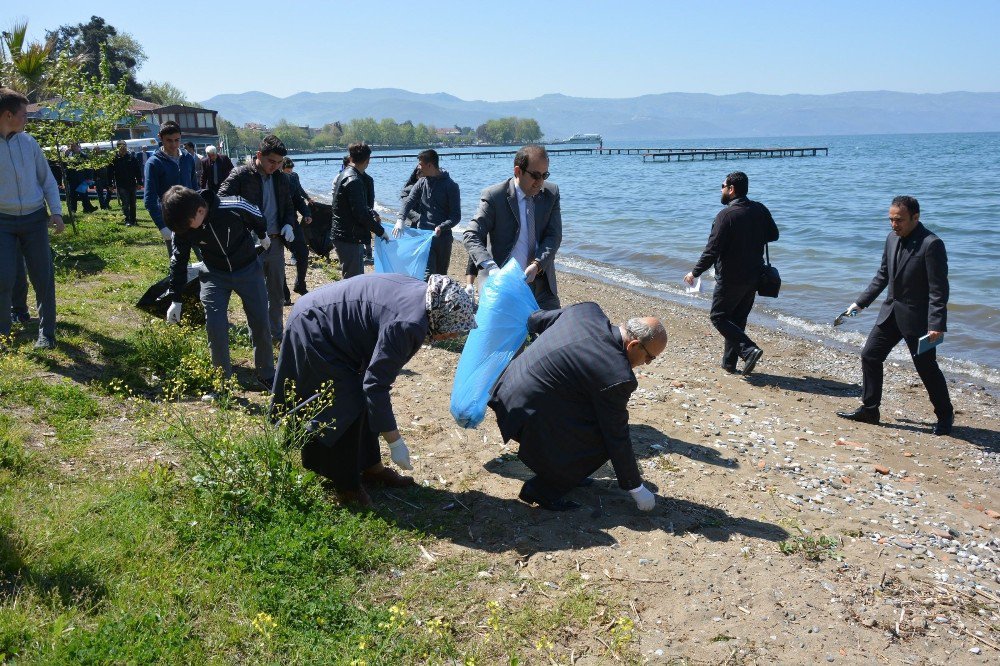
top-left (293, 132), bottom-right (1000, 384)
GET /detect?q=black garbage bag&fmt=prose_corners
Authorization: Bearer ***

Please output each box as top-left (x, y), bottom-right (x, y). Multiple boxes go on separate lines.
top-left (303, 200), bottom-right (333, 259)
top-left (136, 264), bottom-right (205, 324)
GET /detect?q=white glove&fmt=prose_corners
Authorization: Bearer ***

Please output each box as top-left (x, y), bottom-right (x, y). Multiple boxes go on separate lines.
top-left (484, 262), bottom-right (500, 278)
top-left (159, 227), bottom-right (173, 242)
top-left (388, 437), bottom-right (413, 470)
top-left (628, 483), bottom-right (656, 511)
top-left (258, 234), bottom-right (271, 250)
top-left (166, 302), bottom-right (182, 324)
top-left (464, 284), bottom-right (476, 298)
top-left (281, 224), bottom-right (294, 243)
top-left (392, 220), bottom-right (405, 238)
top-left (846, 302), bottom-right (862, 316)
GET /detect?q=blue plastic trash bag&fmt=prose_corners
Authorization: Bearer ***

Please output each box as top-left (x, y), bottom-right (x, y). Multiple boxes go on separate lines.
top-left (450, 259), bottom-right (539, 428)
top-left (373, 223), bottom-right (434, 279)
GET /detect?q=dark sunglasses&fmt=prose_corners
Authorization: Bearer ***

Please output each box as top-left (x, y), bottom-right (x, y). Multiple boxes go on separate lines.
top-left (637, 339), bottom-right (657, 362)
top-left (523, 168), bottom-right (550, 181)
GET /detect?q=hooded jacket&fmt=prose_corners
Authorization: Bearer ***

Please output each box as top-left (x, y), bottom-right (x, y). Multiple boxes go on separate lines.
top-left (169, 189), bottom-right (266, 302)
top-left (0, 130), bottom-right (61, 217)
top-left (143, 148), bottom-right (197, 229)
top-left (399, 170), bottom-right (461, 232)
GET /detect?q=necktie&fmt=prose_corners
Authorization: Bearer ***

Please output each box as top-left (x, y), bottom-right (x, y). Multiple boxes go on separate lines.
top-left (894, 238), bottom-right (905, 276)
top-left (524, 195), bottom-right (536, 262)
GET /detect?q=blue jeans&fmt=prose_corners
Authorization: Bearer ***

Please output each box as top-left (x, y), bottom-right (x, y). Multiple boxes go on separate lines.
top-left (0, 208), bottom-right (56, 340)
top-left (11, 251), bottom-right (28, 317)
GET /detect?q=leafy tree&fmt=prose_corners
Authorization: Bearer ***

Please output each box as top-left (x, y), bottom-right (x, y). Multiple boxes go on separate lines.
top-left (475, 116), bottom-right (542, 144)
top-left (310, 121), bottom-right (343, 149)
top-left (1, 20), bottom-right (59, 102)
top-left (47, 16), bottom-right (146, 97)
top-left (272, 119), bottom-right (311, 151)
top-left (28, 47), bottom-right (139, 232)
top-left (143, 80), bottom-right (191, 106)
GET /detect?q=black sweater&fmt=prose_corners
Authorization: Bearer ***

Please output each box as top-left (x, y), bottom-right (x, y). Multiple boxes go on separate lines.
top-left (169, 190), bottom-right (266, 302)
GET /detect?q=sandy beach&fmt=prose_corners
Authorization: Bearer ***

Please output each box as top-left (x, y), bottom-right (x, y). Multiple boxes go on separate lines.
top-left (335, 243), bottom-right (1000, 663)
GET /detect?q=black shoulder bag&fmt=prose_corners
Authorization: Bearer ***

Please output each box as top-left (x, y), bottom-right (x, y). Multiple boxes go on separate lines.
top-left (758, 244), bottom-right (781, 298)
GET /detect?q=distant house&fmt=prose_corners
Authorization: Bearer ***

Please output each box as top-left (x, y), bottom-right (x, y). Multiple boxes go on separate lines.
top-left (27, 97), bottom-right (222, 153)
top-left (243, 122), bottom-right (269, 132)
top-left (435, 127), bottom-right (462, 136)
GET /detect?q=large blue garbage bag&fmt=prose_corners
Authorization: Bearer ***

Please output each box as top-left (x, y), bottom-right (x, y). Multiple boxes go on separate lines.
top-left (450, 260), bottom-right (539, 428)
top-left (373, 223), bottom-right (434, 279)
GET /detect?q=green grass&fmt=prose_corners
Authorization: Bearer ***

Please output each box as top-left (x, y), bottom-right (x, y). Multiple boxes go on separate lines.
top-left (0, 205), bottom-right (637, 664)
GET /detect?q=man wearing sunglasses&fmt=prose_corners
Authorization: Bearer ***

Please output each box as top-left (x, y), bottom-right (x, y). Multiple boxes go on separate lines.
top-left (487, 303), bottom-right (667, 512)
top-left (464, 144), bottom-right (562, 309)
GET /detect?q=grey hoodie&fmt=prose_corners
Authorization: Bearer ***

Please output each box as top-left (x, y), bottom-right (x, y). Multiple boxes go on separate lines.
top-left (398, 170), bottom-right (461, 231)
top-left (0, 131), bottom-right (61, 217)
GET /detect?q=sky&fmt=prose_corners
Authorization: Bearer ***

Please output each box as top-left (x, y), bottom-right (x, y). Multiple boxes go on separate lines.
top-left (12, 0), bottom-right (1000, 103)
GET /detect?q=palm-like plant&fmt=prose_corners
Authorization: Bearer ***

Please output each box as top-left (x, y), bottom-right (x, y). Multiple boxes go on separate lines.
top-left (0, 20), bottom-right (84, 103)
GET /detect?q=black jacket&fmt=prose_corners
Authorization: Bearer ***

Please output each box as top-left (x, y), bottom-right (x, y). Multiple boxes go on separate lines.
top-left (489, 302), bottom-right (643, 491)
top-left (330, 166), bottom-right (385, 243)
top-left (856, 222), bottom-right (948, 337)
top-left (218, 162), bottom-right (298, 233)
top-left (169, 190), bottom-right (266, 303)
top-left (691, 196), bottom-right (779, 285)
top-left (110, 152), bottom-right (142, 188)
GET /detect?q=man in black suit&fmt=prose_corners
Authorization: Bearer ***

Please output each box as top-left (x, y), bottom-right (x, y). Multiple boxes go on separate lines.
top-left (837, 196), bottom-right (953, 435)
top-left (488, 303), bottom-right (666, 512)
top-left (684, 171), bottom-right (779, 375)
top-left (464, 144), bottom-right (562, 309)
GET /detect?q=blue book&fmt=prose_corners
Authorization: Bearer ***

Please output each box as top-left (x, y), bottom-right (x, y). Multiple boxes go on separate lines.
top-left (917, 333), bottom-right (943, 355)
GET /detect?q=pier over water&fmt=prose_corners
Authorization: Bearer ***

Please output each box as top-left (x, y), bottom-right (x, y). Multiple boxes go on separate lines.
top-left (295, 146), bottom-right (828, 165)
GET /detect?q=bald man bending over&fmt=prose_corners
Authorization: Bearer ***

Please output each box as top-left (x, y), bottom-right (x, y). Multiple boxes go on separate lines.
top-left (487, 302), bottom-right (667, 512)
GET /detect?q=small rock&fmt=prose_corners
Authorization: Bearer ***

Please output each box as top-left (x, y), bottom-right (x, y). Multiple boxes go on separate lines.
top-left (874, 465), bottom-right (890, 475)
top-left (970, 647), bottom-right (982, 654)
top-left (985, 509), bottom-right (1000, 520)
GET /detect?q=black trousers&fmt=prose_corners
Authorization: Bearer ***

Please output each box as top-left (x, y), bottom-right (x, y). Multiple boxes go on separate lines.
top-left (280, 225), bottom-right (309, 290)
top-left (424, 230), bottom-right (453, 279)
top-left (860, 312), bottom-right (953, 419)
top-left (117, 186), bottom-right (137, 224)
top-left (301, 410), bottom-right (381, 491)
top-left (710, 281), bottom-right (758, 368)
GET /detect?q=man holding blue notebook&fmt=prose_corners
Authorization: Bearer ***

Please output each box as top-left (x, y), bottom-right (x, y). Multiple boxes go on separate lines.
top-left (837, 196), bottom-right (954, 435)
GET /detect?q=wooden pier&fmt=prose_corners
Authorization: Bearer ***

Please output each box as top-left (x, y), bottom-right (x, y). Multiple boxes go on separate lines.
top-left (641, 147), bottom-right (828, 162)
top-left (295, 146), bottom-right (827, 166)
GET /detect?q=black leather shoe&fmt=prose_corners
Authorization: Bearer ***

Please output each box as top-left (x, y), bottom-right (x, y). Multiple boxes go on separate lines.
top-left (293, 282), bottom-right (309, 296)
top-left (933, 413), bottom-right (954, 436)
top-left (518, 484), bottom-right (580, 511)
top-left (721, 364), bottom-right (738, 374)
top-left (836, 406), bottom-right (880, 424)
top-left (742, 348), bottom-right (763, 376)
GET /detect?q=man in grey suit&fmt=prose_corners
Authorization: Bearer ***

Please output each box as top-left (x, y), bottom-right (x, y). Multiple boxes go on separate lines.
top-left (463, 145), bottom-right (562, 309)
top-left (837, 196), bottom-right (953, 435)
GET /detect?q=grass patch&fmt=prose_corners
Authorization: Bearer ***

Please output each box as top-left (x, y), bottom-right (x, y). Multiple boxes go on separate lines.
top-left (778, 529), bottom-right (842, 562)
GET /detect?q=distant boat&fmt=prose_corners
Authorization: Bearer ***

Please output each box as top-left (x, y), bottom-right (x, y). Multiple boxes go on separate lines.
top-left (549, 133), bottom-right (602, 145)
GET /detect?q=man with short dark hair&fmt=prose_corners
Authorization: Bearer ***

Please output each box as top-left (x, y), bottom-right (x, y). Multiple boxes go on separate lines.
top-left (684, 171), bottom-right (778, 375)
top-left (0, 87), bottom-right (64, 349)
top-left (201, 145), bottom-right (234, 193)
top-left (836, 196), bottom-right (954, 435)
top-left (162, 185), bottom-right (274, 388)
top-left (110, 140), bottom-right (142, 226)
top-left (464, 144), bottom-right (562, 309)
top-left (487, 303), bottom-right (667, 512)
top-left (330, 142), bottom-right (389, 280)
top-left (281, 157), bottom-right (312, 296)
top-left (219, 134), bottom-right (300, 340)
top-left (144, 120), bottom-right (198, 257)
top-left (184, 141), bottom-right (203, 187)
top-left (393, 149), bottom-right (461, 279)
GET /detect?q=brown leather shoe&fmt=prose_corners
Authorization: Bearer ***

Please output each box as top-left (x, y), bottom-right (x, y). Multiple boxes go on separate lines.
top-left (362, 467), bottom-right (416, 488)
top-left (335, 487), bottom-right (373, 509)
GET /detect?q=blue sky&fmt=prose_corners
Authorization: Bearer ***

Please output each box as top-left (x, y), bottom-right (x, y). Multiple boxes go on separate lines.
top-left (12, 1), bottom-right (1000, 102)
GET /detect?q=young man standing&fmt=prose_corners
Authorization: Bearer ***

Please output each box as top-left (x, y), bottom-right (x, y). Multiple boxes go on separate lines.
top-left (111, 140), bottom-right (142, 226)
top-left (330, 142), bottom-right (389, 280)
top-left (162, 185), bottom-right (274, 388)
top-left (0, 88), bottom-right (65, 349)
top-left (218, 135), bottom-right (299, 342)
top-left (394, 149), bottom-right (461, 279)
top-left (144, 120), bottom-right (197, 257)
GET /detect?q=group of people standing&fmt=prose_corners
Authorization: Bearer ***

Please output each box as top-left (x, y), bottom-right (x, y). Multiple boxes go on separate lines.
top-left (1, 82), bottom-right (956, 513)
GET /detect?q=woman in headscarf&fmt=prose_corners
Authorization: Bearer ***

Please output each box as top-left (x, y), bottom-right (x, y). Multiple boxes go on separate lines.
top-left (271, 273), bottom-right (477, 507)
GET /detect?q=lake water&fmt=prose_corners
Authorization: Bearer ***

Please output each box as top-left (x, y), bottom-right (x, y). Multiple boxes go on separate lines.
top-left (292, 132), bottom-right (1000, 385)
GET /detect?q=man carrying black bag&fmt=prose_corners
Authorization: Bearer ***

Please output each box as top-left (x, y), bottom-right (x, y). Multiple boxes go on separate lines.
top-left (684, 171), bottom-right (779, 376)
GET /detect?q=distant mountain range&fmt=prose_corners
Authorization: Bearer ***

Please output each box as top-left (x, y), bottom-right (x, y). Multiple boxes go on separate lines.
top-left (200, 89), bottom-right (1000, 140)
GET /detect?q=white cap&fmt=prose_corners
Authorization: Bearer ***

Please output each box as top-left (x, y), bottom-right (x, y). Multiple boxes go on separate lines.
top-left (205, 145), bottom-right (217, 154)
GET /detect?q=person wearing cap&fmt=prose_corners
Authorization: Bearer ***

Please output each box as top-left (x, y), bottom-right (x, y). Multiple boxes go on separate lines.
top-left (271, 273), bottom-right (477, 508)
top-left (487, 303), bottom-right (667, 512)
top-left (110, 140), bottom-right (142, 226)
top-left (201, 145), bottom-right (234, 194)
